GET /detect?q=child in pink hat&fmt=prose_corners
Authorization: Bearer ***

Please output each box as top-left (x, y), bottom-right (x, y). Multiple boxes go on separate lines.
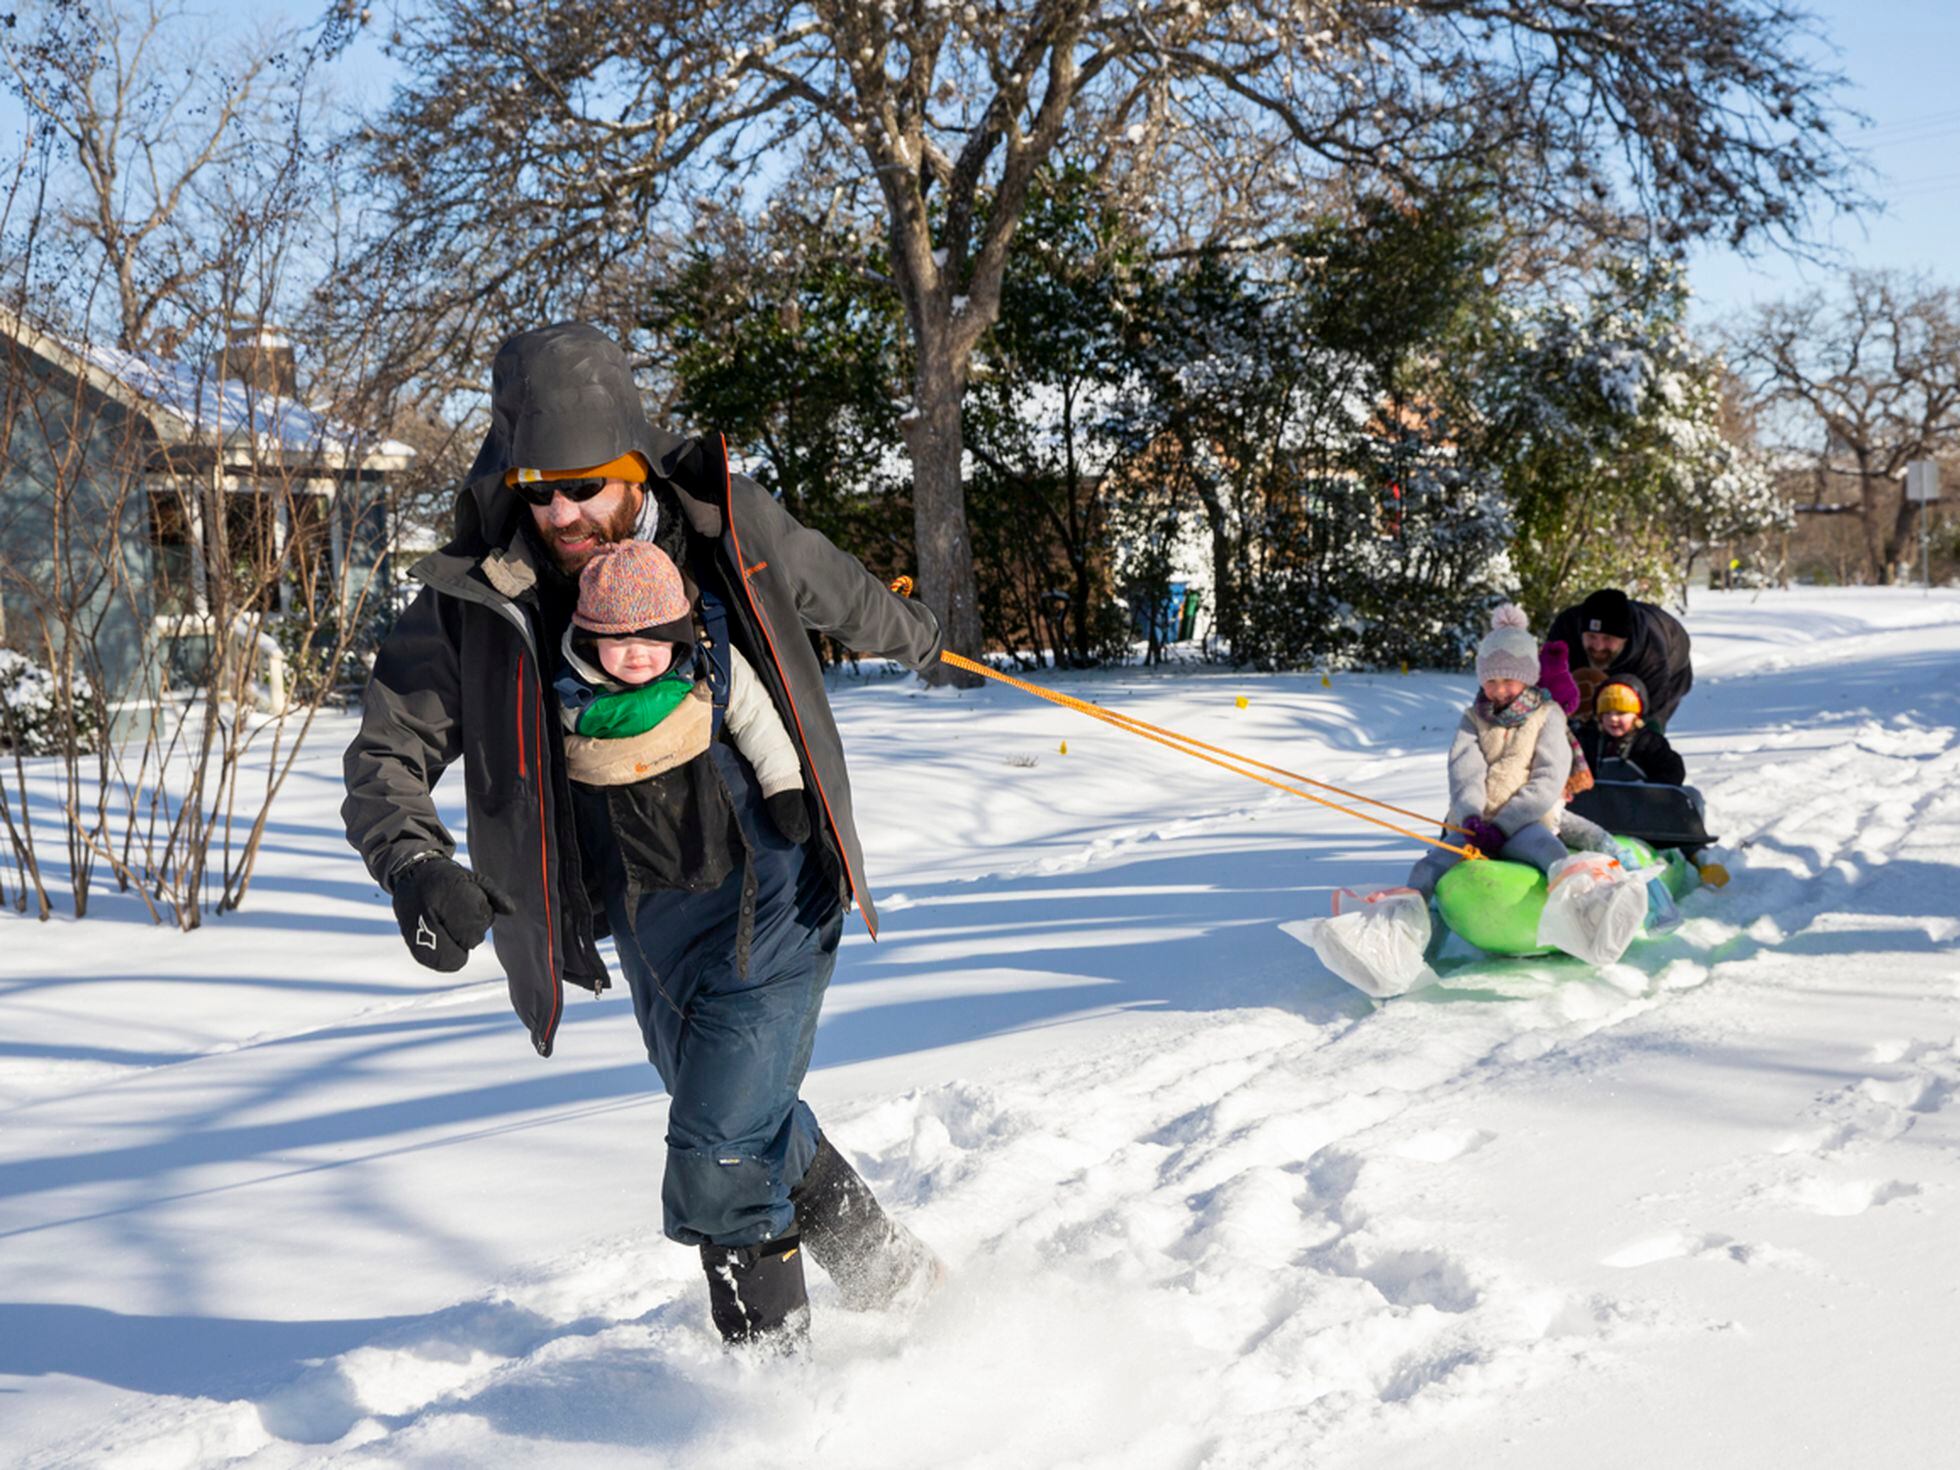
top-left (556, 540), bottom-right (808, 846)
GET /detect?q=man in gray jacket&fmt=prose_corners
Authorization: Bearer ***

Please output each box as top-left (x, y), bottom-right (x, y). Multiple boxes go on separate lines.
top-left (342, 322), bottom-right (944, 1350)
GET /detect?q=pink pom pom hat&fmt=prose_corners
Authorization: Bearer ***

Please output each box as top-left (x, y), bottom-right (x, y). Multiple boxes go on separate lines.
top-left (1475, 603), bottom-right (1541, 686)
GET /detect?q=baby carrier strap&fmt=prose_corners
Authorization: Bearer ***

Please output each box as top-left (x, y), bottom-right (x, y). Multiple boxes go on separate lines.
top-left (698, 588), bottom-right (734, 737)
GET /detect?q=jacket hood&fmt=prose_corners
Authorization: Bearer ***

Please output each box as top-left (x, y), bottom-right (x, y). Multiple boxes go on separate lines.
top-left (457, 321), bottom-right (697, 549)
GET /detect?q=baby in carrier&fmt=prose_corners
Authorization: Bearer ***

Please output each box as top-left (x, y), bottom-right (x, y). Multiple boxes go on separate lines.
top-left (557, 540), bottom-right (811, 891)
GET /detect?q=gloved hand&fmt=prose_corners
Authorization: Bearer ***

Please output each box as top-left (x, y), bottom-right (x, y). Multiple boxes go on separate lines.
top-left (390, 855), bottom-right (514, 972)
top-left (1460, 814), bottom-right (1507, 857)
top-left (766, 790), bottom-right (812, 845)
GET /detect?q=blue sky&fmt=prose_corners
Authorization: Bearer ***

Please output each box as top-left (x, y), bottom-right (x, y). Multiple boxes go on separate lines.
top-left (1686, 0), bottom-right (1960, 325)
top-left (294, 0), bottom-right (1960, 329)
top-left (9, 1), bottom-right (1954, 331)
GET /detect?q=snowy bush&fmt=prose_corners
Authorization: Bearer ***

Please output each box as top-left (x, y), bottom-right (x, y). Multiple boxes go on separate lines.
top-left (1480, 260), bottom-right (1787, 620)
top-left (0, 648), bottom-right (104, 756)
top-left (1234, 440), bottom-right (1515, 672)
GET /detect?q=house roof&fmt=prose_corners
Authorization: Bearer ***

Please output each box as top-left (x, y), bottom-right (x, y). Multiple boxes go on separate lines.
top-left (1, 307), bottom-right (414, 472)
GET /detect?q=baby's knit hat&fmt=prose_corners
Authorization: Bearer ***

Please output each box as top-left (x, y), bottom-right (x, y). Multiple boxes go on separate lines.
top-left (1476, 604), bottom-right (1541, 686)
top-left (574, 540), bottom-right (693, 641)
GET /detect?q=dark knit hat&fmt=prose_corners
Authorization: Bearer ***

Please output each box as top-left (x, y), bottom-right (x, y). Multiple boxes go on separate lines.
top-left (1579, 588), bottom-right (1634, 641)
top-left (574, 541), bottom-right (694, 642)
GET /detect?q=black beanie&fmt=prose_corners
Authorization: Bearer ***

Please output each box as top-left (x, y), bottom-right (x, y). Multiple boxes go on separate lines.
top-left (1579, 588), bottom-right (1633, 641)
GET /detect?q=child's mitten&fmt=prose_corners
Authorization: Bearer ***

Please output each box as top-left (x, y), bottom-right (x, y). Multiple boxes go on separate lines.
top-left (1538, 641), bottom-right (1582, 715)
top-left (1460, 814), bottom-right (1507, 857)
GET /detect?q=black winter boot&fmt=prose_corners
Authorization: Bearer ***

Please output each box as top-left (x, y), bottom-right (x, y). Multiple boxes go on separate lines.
top-left (791, 1134), bottom-right (943, 1312)
top-left (699, 1234), bottom-right (811, 1350)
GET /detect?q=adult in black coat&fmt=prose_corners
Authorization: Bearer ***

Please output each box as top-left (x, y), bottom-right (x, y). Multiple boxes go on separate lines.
top-left (1547, 588), bottom-right (1693, 730)
top-left (342, 322), bottom-right (943, 1350)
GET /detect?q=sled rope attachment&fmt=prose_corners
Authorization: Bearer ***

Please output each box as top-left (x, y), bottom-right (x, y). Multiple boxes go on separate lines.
top-left (934, 650), bottom-right (1481, 861)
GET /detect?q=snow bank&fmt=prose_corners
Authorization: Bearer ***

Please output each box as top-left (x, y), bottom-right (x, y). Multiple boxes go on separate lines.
top-left (3, 589), bottom-right (1957, 1467)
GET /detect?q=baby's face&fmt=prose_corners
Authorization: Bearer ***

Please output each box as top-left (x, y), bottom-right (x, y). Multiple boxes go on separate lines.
top-left (597, 637), bottom-right (675, 685)
top-left (1599, 710), bottom-right (1637, 738)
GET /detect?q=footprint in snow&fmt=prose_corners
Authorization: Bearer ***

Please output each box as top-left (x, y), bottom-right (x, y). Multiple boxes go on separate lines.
top-left (1778, 1176), bottom-right (1922, 1217)
top-left (1353, 1247), bottom-right (1481, 1313)
top-left (1602, 1231), bottom-right (1752, 1269)
top-left (1771, 1039), bottom-right (1960, 1159)
top-left (1390, 1126), bottom-right (1495, 1164)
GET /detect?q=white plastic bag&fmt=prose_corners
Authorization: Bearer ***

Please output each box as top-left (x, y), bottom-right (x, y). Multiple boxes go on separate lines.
top-left (1284, 887), bottom-right (1439, 999)
top-left (1537, 852), bottom-right (1649, 967)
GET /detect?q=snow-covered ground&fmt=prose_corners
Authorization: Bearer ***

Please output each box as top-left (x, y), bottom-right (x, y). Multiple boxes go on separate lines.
top-left (4, 588), bottom-right (1958, 1469)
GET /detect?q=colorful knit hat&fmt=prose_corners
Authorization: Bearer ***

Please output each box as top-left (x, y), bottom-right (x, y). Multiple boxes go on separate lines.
top-left (505, 451), bottom-right (650, 488)
top-left (1595, 676), bottom-right (1647, 718)
top-left (574, 540), bottom-right (693, 641)
top-left (1476, 604), bottom-right (1540, 686)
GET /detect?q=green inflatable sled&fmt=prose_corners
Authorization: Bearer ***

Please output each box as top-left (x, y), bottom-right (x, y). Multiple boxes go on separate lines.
top-left (1433, 837), bottom-right (1698, 956)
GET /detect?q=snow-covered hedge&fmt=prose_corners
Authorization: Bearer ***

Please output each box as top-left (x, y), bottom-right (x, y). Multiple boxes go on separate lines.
top-left (0, 648), bottom-right (103, 755)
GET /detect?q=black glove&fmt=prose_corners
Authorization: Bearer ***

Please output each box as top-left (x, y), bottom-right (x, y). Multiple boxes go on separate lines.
top-left (765, 790), bottom-right (811, 845)
top-left (390, 856), bottom-right (514, 972)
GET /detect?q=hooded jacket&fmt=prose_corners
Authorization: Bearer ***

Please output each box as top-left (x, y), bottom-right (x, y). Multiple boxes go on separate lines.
top-left (1547, 597), bottom-right (1693, 728)
top-left (341, 323), bottom-right (942, 1056)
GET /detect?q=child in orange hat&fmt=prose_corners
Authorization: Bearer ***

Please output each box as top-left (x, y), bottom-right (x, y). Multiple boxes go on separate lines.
top-left (1576, 675), bottom-right (1685, 786)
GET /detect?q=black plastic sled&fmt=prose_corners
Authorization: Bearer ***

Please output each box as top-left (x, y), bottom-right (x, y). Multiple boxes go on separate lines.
top-left (1570, 758), bottom-right (1717, 851)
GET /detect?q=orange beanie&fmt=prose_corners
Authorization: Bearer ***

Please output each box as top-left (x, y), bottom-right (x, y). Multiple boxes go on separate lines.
top-left (505, 451), bottom-right (649, 488)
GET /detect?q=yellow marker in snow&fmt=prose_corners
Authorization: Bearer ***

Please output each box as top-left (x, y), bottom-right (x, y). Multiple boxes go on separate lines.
top-left (1320, 674), bottom-right (1332, 689)
top-left (1235, 695), bottom-right (1249, 709)
top-left (1399, 660), bottom-right (1409, 675)
top-left (1059, 739), bottom-right (1068, 755)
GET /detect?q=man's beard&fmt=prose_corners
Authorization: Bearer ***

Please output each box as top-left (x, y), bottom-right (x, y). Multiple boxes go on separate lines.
top-left (1588, 644), bottom-right (1615, 668)
top-left (543, 491), bottom-right (642, 574)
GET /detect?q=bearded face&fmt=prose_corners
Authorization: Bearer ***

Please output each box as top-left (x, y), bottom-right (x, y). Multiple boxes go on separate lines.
top-left (529, 481), bottom-right (644, 574)
top-left (1581, 630), bottom-right (1626, 668)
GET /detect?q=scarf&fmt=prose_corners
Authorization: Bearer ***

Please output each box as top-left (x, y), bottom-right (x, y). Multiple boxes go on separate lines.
top-left (1563, 728), bottom-right (1593, 800)
top-left (1482, 685), bottom-right (1590, 800)
top-left (575, 670), bottom-right (695, 739)
top-left (1475, 684), bottom-right (1549, 728)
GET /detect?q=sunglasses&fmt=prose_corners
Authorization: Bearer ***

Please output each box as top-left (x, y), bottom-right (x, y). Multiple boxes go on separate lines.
top-left (511, 477), bottom-right (612, 508)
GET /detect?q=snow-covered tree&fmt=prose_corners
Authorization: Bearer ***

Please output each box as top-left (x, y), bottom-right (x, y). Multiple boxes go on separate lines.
top-left (334, 0), bottom-right (1861, 677)
top-left (1118, 192), bottom-right (1515, 669)
top-left (1481, 261), bottom-right (1783, 621)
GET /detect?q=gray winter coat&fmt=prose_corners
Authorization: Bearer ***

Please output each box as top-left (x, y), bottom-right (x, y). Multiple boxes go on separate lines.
top-left (342, 324), bottom-right (941, 1057)
top-left (1444, 698), bottom-right (1574, 837)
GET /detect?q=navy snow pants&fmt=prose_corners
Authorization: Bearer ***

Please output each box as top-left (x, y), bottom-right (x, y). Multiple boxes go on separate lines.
top-left (600, 744), bottom-right (844, 1249)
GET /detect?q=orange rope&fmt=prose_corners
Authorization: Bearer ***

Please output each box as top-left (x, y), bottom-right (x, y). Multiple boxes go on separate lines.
top-left (938, 651), bottom-right (1479, 861)
top-left (1080, 693), bottom-right (1470, 836)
